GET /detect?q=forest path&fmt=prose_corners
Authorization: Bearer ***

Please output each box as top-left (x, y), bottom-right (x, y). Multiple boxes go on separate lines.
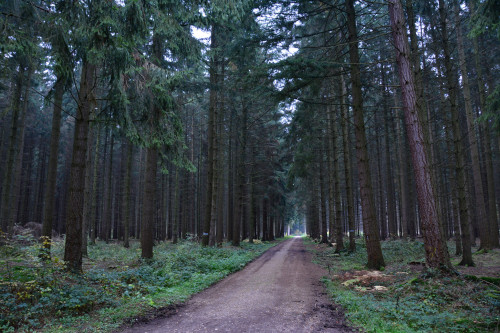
top-left (121, 237), bottom-right (355, 333)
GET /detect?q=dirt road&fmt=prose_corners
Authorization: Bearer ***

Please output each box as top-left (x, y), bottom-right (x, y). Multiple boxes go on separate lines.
top-left (121, 237), bottom-right (354, 333)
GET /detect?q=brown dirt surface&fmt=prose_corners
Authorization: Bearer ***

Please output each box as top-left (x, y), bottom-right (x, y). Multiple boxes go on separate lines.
top-left (454, 248), bottom-right (500, 278)
top-left (120, 237), bottom-right (356, 333)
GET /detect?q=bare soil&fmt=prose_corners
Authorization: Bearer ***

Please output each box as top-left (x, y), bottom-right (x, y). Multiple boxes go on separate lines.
top-left (120, 237), bottom-right (356, 333)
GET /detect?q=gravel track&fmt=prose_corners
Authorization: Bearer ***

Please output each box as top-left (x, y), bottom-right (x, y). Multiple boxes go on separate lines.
top-left (121, 237), bottom-right (355, 333)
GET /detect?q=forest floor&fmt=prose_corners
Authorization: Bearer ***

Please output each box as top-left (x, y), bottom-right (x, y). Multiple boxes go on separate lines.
top-left (0, 233), bottom-right (284, 332)
top-left (121, 237), bottom-right (356, 333)
top-left (311, 238), bottom-right (500, 332)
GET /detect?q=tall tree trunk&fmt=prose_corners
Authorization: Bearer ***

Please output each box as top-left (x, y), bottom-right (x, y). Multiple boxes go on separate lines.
top-left (172, 168), bottom-right (180, 244)
top-left (454, 2), bottom-right (479, 263)
top-left (10, 68), bottom-right (32, 229)
top-left (82, 120), bottom-right (95, 256)
top-left (123, 140), bottom-right (133, 248)
top-left (339, 71), bottom-right (356, 251)
top-left (141, 31), bottom-right (163, 258)
top-left (203, 24), bottom-right (222, 247)
top-left (1, 67), bottom-right (24, 233)
top-left (381, 64), bottom-right (397, 238)
top-left (233, 96), bottom-right (248, 246)
top-left (388, 0), bottom-right (452, 270)
top-left (328, 101), bottom-right (344, 250)
top-left (102, 130), bottom-right (114, 242)
top-left (438, 0), bottom-right (473, 265)
top-left (483, 125), bottom-right (499, 248)
top-left (375, 107), bottom-right (387, 240)
top-left (64, 60), bottom-right (96, 272)
top-left (141, 145), bottom-right (158, 258)
top-left (227, 110), bottom-right (234, 242)
top-left (327, 105), bottom-right (336, 244)
top-left (262, 197), bottom-right (269, 241)
top-left (90, 125), bottom-right (100, 245)
top-left (215, 110), bottom-right (224, 245)
top-left (41, 78), bottom-right (64, 255)
top-left (319, 149), bottom-right (328, 244)
top-left (346, 0), bottom-right (385, 269)
top-left (469, 2), bottom-right (497, 250)
top-left (248, 146), bottom-right (256, 243)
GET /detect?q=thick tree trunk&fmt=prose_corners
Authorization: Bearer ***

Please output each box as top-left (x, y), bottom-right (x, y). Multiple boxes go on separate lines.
top-left (346, 0), bottom-right (385, 269)
top-left (64, 60), bottom-right (96, 272)
top-left (388, 0), bottom-right (452, 270)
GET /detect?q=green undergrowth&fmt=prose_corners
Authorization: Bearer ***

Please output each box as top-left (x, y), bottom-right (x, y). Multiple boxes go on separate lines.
top-left (308, 238), bottom-right (500, 333)
top-left (0, 233), bottom-right (283, 332)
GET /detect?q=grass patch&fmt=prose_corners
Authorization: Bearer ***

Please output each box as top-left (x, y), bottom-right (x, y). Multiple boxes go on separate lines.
top-left (309, 238), bottom-right (500, 333)
top-left (0, 233), bottom-right (282, 332)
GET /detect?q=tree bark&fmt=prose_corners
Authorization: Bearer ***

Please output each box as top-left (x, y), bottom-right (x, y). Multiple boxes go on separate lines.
top-left (41, 79), bottom-right (64, 254)
top-left (339, 71), bottom-right (356, 251)
top-left (388, 0), bottom-right (452, 270)
top-left (454, 1), bottom-right (479, 264)
top-left (10, 67), bottom-right (32, 230)
top-left (319, 147), bottom-right (329, 244)
top-left (346, 0), bottom-right (385, 269)
top-left (82, 119), bottom-right (95, 256)
top-left (102, 130), bottom-right (114, 242)
top-left (123, 139), bottom-right (133, 248)
top-left (203, 24), bottom-right (221, 246)
top-left (64, 60), bottom-right (96, 272)
top-left (249, 146), bottom-right (256, 243)
top-left (327, 104), bottom-right (336, 244)
top-left (90, 125), bottom-right (100, 245)
top-left (141, 145), bottom-right (158, 258)
top-left (1, 67), bottom-right (24, 233)
top-left (469, 1), bottom-right (497, 250)
top-left (173, 168), bottom-right (180, 244)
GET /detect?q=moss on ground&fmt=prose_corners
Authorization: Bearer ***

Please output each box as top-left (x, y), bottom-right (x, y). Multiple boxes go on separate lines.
top-left (308, 238), bottom-right (500, 333)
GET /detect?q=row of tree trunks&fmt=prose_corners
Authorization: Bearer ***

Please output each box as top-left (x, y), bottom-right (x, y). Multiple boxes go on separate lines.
top-left (1, 67), bottom-right (25, 234)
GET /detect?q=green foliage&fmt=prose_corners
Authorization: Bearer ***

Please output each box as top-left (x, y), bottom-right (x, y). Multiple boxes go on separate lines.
top-left (478, 83), bottom-right (500, 134)
top-left (469, 0), bottom-right (500, 38)
top-left (311, 239), bottom-right (499, 332)
top-left (0, 237), bottom-right (280, 332)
